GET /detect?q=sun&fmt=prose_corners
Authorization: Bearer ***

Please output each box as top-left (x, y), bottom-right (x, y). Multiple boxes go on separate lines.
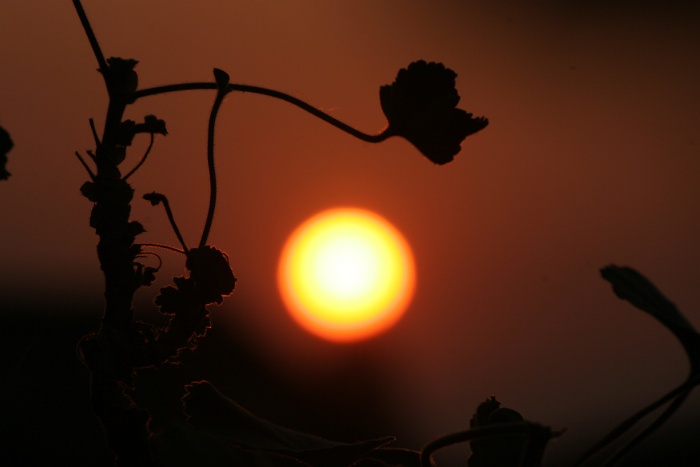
top-left (278, 208), bottom-right (415, 343)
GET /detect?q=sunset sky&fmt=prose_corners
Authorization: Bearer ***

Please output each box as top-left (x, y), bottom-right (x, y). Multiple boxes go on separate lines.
top-left (2, 1), bottom-right (699, 465)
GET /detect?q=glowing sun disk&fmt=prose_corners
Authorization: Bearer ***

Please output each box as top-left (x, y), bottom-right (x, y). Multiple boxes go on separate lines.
top-left (278, 208), bottom-right (415, 342)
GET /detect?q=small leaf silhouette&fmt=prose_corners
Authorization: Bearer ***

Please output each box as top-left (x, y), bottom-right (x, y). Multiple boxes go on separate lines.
top-left (143, 191), bottom-right (166, 206)
top-left (186, 246), bottom-right (236, 304)
top-left (155, 277), bottom-right (198, 314)
top-left (117, 120), bottom-right (138, 146)
top-left (117, 115), bottom-right (168, 147)
top-left (141, 115), bottom-right (168, 135)
top-left (134, 262), bottom-right (158, 287)
top-left (181, 381), bottom-right (393, 467)
top-left (0, 125), bottom-right (13, 180)
top-left (80, 181), bottom-right (98, 202)
top-left (380, 60), bottom-right (488, 165)
top-left (129, 221), bottom-right (146, 236)
top-left (105, 57), bottom-right (139, 103)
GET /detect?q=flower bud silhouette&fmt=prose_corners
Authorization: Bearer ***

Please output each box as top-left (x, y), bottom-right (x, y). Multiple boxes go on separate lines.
top-left (380, 60), bottom-right (488, 164)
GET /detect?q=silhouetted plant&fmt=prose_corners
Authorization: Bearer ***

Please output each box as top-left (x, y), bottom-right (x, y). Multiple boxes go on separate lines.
top-left (420, 266), bottom-right (699, 467)
top-left (66, 2), bottom-right (696, 466)
top-left (70, 1), bottom-right (487, 466)
top-left (420, 397), bottom-right (559, 467)
top-left (572, 265), bottom-right (700, 467)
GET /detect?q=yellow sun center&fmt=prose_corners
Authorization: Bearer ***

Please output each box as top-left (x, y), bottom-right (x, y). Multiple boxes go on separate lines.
top-left (278, 208), bottom-right (415, 343)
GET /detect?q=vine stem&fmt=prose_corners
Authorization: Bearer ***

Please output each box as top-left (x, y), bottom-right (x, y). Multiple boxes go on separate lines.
top-left (574, 376), bottom-right (699, 466)
top-left (603, 386), bottom-right (693, 467)
top-left (137, 242), bottom-right (186, 255)
top-left (144, 193), bottom-right (190, 254)
top-left (134, 82), bottom-right (390, 144)
top-left (72, 0), bottom-right (108, 76)
top-left (420, 422), bottom-right (557, 467)
top-left (123, 133), bottom-right (154, 180)
top-left (199, 72), bottom-right (229, 248)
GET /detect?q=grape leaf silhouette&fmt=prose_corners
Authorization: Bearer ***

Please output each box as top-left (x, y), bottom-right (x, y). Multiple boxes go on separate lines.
top-left (380, 60), bottom-right (488, 165)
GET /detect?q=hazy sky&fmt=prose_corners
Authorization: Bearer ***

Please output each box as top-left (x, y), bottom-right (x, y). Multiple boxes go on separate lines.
top-left (1, 1), bottom-right (699, 464)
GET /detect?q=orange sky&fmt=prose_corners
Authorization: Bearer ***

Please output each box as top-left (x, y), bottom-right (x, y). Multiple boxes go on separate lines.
top-left (1, 1), bottom-right (699, 464)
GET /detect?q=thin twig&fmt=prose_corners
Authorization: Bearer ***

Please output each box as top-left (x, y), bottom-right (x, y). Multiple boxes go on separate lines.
top-left (603, 386), bottom-right (694, 467)
top-left (136, 242), bottom-right (186, 255)
top-left (574, 378), bottom-right (697, 466)
top-left (74, 151), bottom-right (96, 180)
top-left (133, 82), bottom-right (390, 144)
top-left (198, 73), bottom-right (229, 248)
top-left (89, 118), bottom-right (101, 147)
top-left (135, 250), bottom-right (163, 270)
top-left (123, 133), bottom-right (154, 180)
top-left (72, 0), bottom-right (108, 75)
top-left (160, 197), bottom-right (189, 254)
top-left (144, 193), bottom-right (189, 254)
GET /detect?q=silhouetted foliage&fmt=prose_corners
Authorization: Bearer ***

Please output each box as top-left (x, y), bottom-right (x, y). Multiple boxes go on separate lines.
top-left (571, 266), bottom-right (700, 467)
top-left (468, 397), bottom-right (527, 467)
top-left (420, 397), bottom-right (558, 467)
top-left (59, 1), bottom-right (697, 466)
top-left (70, 0), bottom-right (492, 462)
top-left (0, 125), bottom-right (13, 180)
top-left (380, 60), bottom-right (488, 165)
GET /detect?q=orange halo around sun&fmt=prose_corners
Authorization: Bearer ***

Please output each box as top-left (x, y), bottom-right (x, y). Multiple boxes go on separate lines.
top-left (278, 208), bottom-right (416, 343)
